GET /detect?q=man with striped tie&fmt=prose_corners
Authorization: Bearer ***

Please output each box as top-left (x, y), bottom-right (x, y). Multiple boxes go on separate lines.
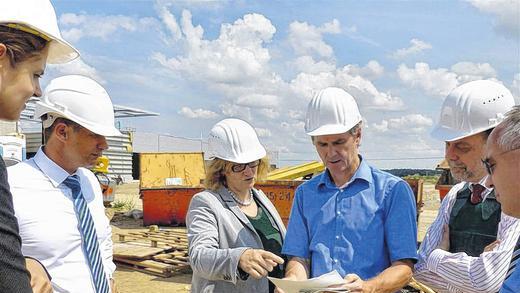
top-left (8, 75), bottom-right (119, 293)
top-left (484, 105), bottom-right (520, 293)
top-left (414, 80), bottom-right (520, 293)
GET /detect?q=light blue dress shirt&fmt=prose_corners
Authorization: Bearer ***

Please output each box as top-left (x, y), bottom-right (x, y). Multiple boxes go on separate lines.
top-left (282, 158), bottom-right (418, 279)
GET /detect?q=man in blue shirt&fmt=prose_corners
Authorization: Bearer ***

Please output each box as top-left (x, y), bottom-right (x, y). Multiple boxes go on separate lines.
top-left (279, 87), bottom-right (418, 292)
top-left (483, 105), bottom-right (520, 293)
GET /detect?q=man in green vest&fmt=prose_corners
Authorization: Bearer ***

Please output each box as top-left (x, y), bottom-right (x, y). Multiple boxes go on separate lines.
top-left (414, 80), bottom-right (520, 293)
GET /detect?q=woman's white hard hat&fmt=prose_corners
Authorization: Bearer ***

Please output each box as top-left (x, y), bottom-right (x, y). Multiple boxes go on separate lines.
top-left (305, 87), bottom-right (362, 136)
top-left (431, 80), bottom-right (516, 142)
top-left (207, 118), bottom-right (266, 164)
top-left (0, 0), bottom-right (79, 64)
top-left (34, 75), bottom-right (122, 137)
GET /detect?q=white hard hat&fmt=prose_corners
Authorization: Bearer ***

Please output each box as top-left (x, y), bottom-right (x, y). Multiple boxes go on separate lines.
top-left (0, 0), bottom-right (79, 64)
top-left (305, 87), bottom-right (362, 136)
top-left (34, 75), bottom-right (122, 137)
top-left (207, 118), bottom-right (266, 164)
top-left (431, 80), bottom-right (515, 142)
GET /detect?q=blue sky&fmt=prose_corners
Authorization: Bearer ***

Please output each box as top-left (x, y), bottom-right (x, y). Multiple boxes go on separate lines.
top-left (43, 0), bottom-right (520, 169)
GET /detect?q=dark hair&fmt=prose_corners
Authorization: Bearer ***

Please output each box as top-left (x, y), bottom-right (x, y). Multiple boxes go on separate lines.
top-left (0, 25), bottom-right (48, 67)
top-left (43, 116), bottom-right (81, 143)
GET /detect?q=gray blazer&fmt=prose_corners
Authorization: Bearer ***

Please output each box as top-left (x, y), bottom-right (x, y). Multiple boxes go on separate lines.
top-left (187, 187), bottom-right (286, 293)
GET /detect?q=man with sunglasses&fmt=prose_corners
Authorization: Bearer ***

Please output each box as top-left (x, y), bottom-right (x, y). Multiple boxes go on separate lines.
top-left (484, 105), bottom-right (520, 293)
top-left (415, 80), bottom-right (520, 293)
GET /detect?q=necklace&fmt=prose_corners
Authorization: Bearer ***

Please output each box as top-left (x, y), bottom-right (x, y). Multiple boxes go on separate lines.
top-left (227, 188), bottom-right (253, 206)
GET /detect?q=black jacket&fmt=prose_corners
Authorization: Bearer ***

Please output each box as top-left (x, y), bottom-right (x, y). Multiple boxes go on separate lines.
top-left (0, 158), bottom-right (31, 292)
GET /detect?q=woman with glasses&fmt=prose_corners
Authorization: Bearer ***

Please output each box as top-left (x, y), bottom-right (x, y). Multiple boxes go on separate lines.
top-left (187, 118), bottom-right (286, 293)
top-left (0, 1), bottom-right (78, 292)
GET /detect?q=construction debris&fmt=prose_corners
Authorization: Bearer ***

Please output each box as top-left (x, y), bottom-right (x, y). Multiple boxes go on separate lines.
top-left (114, 229), bottom-right (191, 278)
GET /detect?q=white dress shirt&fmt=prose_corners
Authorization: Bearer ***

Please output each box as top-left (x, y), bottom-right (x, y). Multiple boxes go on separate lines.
top-left (415, 180), bottom-right (520, 293)
top-left (8, 148), bottom-right (115, 293)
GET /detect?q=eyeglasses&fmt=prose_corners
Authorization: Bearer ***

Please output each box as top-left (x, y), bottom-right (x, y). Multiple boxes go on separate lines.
top-left (231, 160), bottom-right (260, 173)
top-left (3, 23), bottom-right (51, 41)
top-left (482, 148), bottom-right (520, 175)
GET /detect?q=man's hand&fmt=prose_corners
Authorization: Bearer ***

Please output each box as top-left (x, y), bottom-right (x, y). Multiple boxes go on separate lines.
top-left (110, 278), bottom-right (118, 293)
top-left (484, 240), bottom-right (500, 252)
top-left (25, 258), bottom-right (52, 293)
top-left (438, 224), bottom-right (450, 251)
top-left (238, 249), bottom-right (284, 279)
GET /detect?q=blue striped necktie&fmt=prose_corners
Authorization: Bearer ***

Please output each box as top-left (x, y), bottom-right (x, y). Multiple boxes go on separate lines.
top-left (505, 236), bottom-right (520, 281)
top-left (63, 175), bottom-right (110, 293)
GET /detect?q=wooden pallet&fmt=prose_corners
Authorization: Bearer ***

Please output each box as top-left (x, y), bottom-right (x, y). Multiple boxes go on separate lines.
top-left (114, 229), bottom-right (191, 277)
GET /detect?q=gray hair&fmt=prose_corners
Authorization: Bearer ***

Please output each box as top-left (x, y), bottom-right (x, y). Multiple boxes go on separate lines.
top-left (494, 105), bottom-right (520, 151)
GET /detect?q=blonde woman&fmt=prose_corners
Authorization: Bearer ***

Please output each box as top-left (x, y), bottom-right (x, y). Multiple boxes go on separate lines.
top-left (187, 118), bottom-right (286, 293)
top-left (0, 1), bottom-right (78, 292)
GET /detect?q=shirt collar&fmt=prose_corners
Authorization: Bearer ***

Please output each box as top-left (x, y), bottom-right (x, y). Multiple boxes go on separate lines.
top-left (33, 147), bottom-right (74, 188)
top-left (318, 155), bottom-right (372, 189)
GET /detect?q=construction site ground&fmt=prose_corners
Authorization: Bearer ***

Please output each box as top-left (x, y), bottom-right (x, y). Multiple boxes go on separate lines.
top-left (109, 180), bottom-right (441, 293)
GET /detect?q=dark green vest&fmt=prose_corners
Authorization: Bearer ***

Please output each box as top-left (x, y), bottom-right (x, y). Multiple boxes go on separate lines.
top-left (449, 183), bottom-right (501, 257)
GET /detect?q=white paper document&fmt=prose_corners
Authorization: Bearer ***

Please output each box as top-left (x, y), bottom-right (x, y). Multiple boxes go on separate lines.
top-left (268, 270), bottom-right (349, 293)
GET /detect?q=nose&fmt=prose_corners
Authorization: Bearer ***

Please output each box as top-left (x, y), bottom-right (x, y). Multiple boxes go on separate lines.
top-left (98, 136), bottom-right (109, 150)
top-left (34, 80), bottom-right (43, 97)
top-left (484, 174), bottom-right (493, 189)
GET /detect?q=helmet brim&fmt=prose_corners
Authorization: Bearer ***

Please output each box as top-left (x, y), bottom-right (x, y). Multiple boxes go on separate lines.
top-left (430, 124), bottom-right (497, 142)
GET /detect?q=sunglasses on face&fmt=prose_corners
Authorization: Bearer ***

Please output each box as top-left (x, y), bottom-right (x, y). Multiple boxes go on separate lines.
top-left (231, 160), bottom-right (260, 173)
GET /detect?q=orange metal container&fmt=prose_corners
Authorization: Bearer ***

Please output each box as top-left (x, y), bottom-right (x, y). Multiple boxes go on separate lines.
top-left (141, 187), bottom-right (204, 226)
top-left (255, 180), bottom-right (304, 226)
top-left (436, 184), bottom-right (452, 201)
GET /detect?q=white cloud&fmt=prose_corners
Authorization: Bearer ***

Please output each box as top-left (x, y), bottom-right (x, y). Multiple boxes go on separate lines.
top-left (255, 127), bottom-right (272, 137)
top-left (235, 94), bottom-right (280, 108)
top-left (59, 13), bottom-right (157, 42)
top-left (219, 103), bottom-right (251, 120)
top-left (468, 0), bottom-right (520, 40)
top-left (292, 56), bottom-right (336, 74)
top-left (391, 38), bottom-right (432, 59)
top-left (372, 114), bottom-right (433, 134)
top-left (288, 19), bottom-right (341, 58)
top-left (397, 62), bottom-right (501, 97)
top-left (178, 107), bottom-right (219, 119)
top-left (397, 63), bottom-right (459, 97)
top-left (153, 10), bottom-right (276, 85)
top-left (344, 60), bottom-right (384, 80)
top-left (451, 62), bottom-right (497, 83)
top-left (48, 58), bottom-right (105, 84)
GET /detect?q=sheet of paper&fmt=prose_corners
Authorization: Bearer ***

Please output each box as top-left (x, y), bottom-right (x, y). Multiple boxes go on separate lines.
top-left (268, 270), bottom-right (348, 293)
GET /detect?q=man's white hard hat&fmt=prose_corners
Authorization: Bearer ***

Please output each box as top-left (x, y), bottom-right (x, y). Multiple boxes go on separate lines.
top-left (305, 87), bottom-right (362, 136)
top-left (35, 75), bottom-right (122, 137)
top-left (431, 80), bottom-right (516, 142)
top-left (0, 0), bottom-right (79, 64)
top-left (207, 118), bottom-right (266, 164)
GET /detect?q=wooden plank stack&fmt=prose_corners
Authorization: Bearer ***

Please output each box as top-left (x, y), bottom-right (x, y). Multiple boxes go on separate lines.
top-left (114, 229), bottom-right (191, 277)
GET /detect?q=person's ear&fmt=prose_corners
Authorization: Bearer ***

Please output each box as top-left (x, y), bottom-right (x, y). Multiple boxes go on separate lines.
top-left (0, 44), bottom-right (7, 58)
top-left (53, 123), bottom-right (69, 142)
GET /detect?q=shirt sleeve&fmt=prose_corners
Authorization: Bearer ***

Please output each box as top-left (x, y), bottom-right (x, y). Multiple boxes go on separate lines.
top-left (0, 159), bottom-right (32, 293)
top-left (281, 186), bottom-right (310, 259)
top-left (186, 193), bottom-right (248, 284)
top-left (383, 180), bottom-right (418, 263)
top-left (424, 215), bottom-right (520, 293)
top-left (415, 183), bottom-right (460, 273)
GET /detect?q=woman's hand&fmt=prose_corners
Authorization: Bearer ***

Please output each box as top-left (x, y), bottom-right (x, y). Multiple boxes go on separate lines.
top-left (238, 249), bottom-right (284, 279)
top-left (25, 258), bottom-right (52, 293)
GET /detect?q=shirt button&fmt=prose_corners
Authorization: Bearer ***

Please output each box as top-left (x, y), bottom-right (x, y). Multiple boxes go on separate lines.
top-left (335, 235), bottom-right (340, 239)
top-left (336, 211), bottom-right (341, 215)
top-left (334, 259), bottom-right (338, 263)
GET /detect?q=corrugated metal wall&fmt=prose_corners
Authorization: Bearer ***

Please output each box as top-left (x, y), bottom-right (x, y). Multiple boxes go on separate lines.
top-left (23, 130), bottom-right (134, 181)
top-left (0, 121), bottom-right (17, 135)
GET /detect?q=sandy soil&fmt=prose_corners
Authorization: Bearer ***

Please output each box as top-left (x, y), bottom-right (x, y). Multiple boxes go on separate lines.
top-left (110, 180), bottom-right (441, 293)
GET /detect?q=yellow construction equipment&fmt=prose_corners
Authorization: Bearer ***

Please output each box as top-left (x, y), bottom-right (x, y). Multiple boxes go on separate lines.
top-left (91, 156), bottom-right (116, 206)
top-left (267, 161), bottom-right (324, 180)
